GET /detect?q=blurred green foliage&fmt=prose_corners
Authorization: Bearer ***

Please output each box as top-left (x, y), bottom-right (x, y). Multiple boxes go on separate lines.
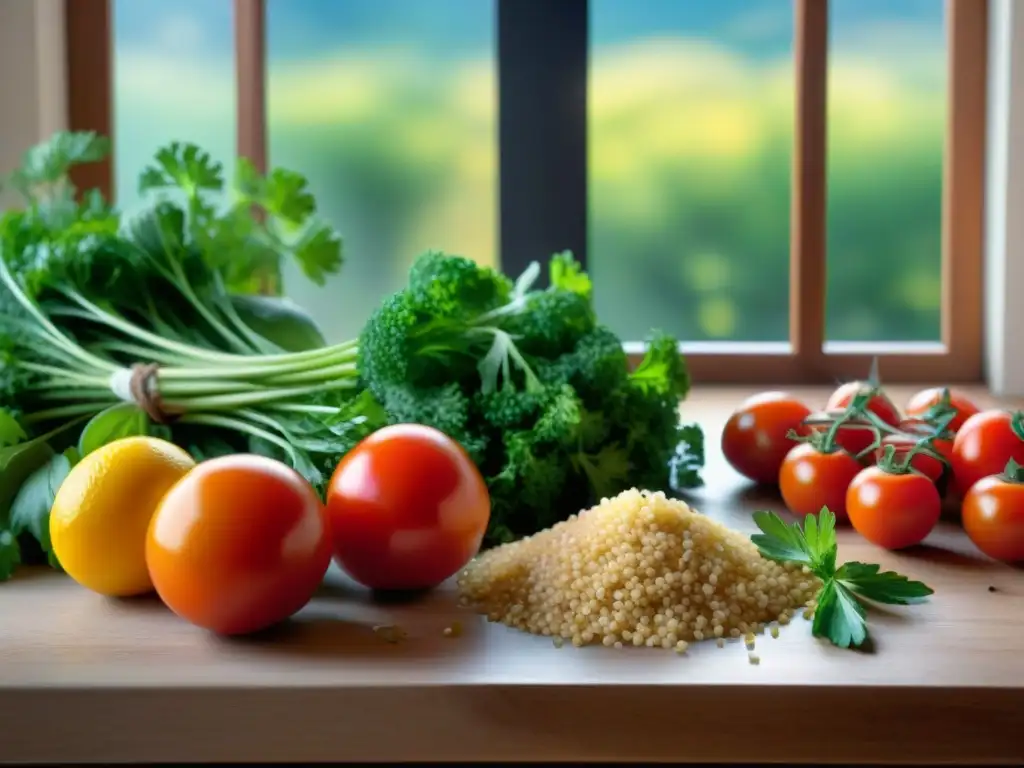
top-left (113, 2), bottom-right (946, 345)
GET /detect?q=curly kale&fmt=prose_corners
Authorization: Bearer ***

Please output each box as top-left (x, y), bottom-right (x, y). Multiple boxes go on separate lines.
top-left (357, 250), bottom-right (704, 546)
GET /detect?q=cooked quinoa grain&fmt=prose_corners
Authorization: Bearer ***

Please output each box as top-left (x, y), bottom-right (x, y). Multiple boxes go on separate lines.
top-left (456, 489), bottom-right (819, 648)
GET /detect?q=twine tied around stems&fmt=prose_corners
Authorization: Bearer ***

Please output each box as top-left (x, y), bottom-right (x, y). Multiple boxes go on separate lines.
top-left (109, 364), bottom-right (178, 424)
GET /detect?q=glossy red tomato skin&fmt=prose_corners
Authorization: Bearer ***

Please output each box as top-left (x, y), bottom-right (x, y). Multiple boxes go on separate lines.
top-left (876, 431), bottom-right (953, 484)
top-left (905, 387), bottom-right (980, 433)
top-left (146, 454), bottom-right (332, 636)
top-left (962, 475), bottom-right (1024, 562)
top-left (778, 443), bottom-right (863, 521)
top-left (721, 392), bottom-right (812, 484)
top-left (326, 424), bottom-right (490, 592)
top-left (846, 467), bottom-right (941, 550)
top-left (827, 382), bottom-right (902, 426)
top-left (951, 410), bottom-right (1024, 496)
top-left (825, 382), bottom-right (902, 459)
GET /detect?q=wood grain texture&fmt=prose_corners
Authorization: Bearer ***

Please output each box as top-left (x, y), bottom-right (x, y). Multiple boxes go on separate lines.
top-left (1, 386), bottom-right (1023, 764)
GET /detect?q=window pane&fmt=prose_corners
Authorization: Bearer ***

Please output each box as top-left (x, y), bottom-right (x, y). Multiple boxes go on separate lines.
top-left (267, 0), bottom-right (497, 343)
top-left (825, 1), bottom-right (946, 343)
top-left (112, 0), bottom-right (236, 212)
top-left (589, 0), bottom-right (793, 343)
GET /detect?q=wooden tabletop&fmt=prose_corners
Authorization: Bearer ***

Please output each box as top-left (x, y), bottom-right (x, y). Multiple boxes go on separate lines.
top-left (2, 385), bottom-right (1023, 764)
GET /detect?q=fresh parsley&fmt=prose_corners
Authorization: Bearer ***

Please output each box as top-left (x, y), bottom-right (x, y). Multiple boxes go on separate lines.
top-left (751, 507), bottom-right (933, 649)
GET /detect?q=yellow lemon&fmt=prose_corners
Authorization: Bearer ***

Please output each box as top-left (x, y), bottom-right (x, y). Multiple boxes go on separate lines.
top-left (50, 436), bottom-right (196, 597)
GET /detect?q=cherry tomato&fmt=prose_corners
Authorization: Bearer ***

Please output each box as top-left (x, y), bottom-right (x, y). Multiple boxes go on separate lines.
top-left (951, 410), bottom-right (1024, 496)
top-left (847, 466), bottom-right (941, 550)
top-left (146, 454), bottom-right (332, 636)
top-left (721, 392), bottom-right (812, 484)
top-left (778, 443), bottom-right (863, 520)
top-left (905, 387), bottom-right (980, 433)
top-left (876, 427), bottom-right (953, 485)
top-left (326, 424), bottom-right (490, 592)
top-left (825, 381), bottom-right (902, 458)
top-left (962, 469), bottom-right (1024, 562)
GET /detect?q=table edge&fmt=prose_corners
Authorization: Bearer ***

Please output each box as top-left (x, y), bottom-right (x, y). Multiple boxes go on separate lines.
top-left (4, 683), bottom-right (1022, 764)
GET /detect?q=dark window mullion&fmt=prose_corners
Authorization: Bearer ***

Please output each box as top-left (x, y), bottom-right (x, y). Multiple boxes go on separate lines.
top-left (497, 0), bottom-right (589, 284)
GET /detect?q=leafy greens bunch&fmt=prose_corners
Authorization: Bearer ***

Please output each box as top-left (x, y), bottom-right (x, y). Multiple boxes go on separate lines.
top-left (0, 132), bottom-right (360, 577)
top-left (751, 508), bottom-right (933, 649)
top-left (0, 131), bottom-right (705, 580)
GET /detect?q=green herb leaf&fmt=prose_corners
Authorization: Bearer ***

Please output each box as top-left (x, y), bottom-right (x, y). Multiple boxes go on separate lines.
top-left (6, 131), bottom-right (110, 195)
top-left (292, 223), bottom-right (343, 286)
top-left (751, 510), bottom-right (812, 565)
top-left (0, 528), bottom-right (20, 581)
top-left (750, 507), bottom-right (933, 651)
top-left (801, 506), bottom-right (837, 575)
top-left (0, 439), bottom-right (56, 526)
top-left (139, 142), bottom-right (224, 195)
top-left (9, 451), bottom-right (72, 560)
top-left (835, 561), bottom-right (934, 605)
top-left (77, 403), bottom-right (150, 458)
top-left (812, 580), bottom-right (868, 649)
top-left (0, 410), bottom-right (27, 448)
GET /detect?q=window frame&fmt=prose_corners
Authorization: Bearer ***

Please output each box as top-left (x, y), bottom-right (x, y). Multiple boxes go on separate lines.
top-left (64, 0), bottom-right (988, 384)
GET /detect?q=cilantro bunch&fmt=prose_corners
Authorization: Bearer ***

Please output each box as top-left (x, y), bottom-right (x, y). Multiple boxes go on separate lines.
top-left (751, 508), bottom-right (934, 649)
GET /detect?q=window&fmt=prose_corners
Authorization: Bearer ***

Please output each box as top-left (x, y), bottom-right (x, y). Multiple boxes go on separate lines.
top-left (64, 0), bottom-right (987, 384)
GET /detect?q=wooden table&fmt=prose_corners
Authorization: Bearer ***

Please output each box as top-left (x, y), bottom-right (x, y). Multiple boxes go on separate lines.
top-left (2, 385), bottom-right (1023, 764)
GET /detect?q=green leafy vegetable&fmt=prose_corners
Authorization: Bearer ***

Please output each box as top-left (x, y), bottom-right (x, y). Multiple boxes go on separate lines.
top-left (751, 508), bottom-right (933, 649)
top-left (358, 250), bottom-right (704, 544)
top-left (77, 404), bottom-right (150, 457)
top-left (0, 130), bottom-right (705, 580)
top-left (10, 451), bottom-right (72, 567)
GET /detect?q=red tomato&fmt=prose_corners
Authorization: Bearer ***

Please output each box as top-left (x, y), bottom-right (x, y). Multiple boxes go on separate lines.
top-left (962, 471), bottom-right (1024, 562)
top-left (825, 382), bottom-right (902, 458)
top-left (847, 466), bottom-right (941, 549)
top-left (326, 424), bottom-right (490, 591)
top-left (721, 392), bottom-right (812, 484)
top-left (951, 410), bottom-right (1024, 495)
top-left (876, 430), bottom-right (953, 484)
top-left (778, 443), bottom-right (863, 521)
top-left (905, 387), bottom-right (980, 433)
top-left (146, 455), bottom-right (332, 635)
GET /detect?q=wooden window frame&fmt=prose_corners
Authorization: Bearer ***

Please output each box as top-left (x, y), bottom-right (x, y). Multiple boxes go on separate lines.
top-left (64, 0), bottom-right (987, 384)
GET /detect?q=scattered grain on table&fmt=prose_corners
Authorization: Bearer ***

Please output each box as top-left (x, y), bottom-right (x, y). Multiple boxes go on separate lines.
top-left (457, 489), bottom-right (819, 649)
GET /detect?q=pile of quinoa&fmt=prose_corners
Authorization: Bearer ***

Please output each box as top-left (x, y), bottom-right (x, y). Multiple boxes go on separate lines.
top-left (457, 488), bottom-right (820, 650)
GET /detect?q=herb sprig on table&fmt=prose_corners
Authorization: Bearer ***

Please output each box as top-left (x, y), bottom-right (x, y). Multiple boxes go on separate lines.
top-left (0, 130), bottom-right (705, 580)
top-left (751, 508), bottom-right (934, 649)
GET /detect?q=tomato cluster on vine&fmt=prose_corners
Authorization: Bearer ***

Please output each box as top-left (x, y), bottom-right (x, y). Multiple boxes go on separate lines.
top-left (721, 378), bottom-right (1024, 563)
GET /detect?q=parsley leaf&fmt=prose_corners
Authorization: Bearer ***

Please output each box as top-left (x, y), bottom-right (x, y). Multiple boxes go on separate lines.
top-left (751, 510), bottom-right (813, 565)
top-left (139, 142), bottom-right (224, 196)
top-left (749, 507), bottom-right (933, 651)
top-left (6, 131), bottom-right (110, 195)
top-left (813, 580), bottom-right (868, 649)
top-left (801, 506), bottom-right (837, 574)
top-left (293, 223), bottom-right (343, 286)
top-left (836, 561), bottom-right (934, 605)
